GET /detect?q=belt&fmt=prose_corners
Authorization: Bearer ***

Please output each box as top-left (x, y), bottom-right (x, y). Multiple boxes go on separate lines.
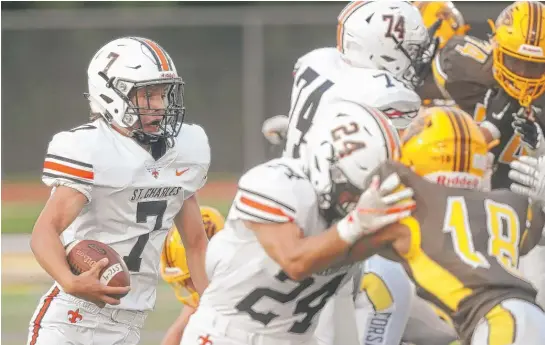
top-left (60, 288), bottom-right (147, 328)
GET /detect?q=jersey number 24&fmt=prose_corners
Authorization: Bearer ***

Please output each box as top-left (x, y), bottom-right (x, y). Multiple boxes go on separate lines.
top-left (236, 271), bottom-right (346, 334)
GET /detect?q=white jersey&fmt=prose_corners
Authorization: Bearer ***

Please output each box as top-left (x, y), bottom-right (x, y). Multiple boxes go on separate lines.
top-left (284, 47), bottom-right (421, 161)
top-left (42, 119), bottom-right (210, 311)
top-left (199, 158), bottom-right (358, 341)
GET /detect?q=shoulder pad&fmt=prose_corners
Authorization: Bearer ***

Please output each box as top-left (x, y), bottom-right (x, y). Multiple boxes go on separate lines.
top-left (334, 69), bottom-right (421, 114)
top-left (433, 35), bottom-right (495, 113)
top-left (294, 47), bottom-right (341, 78)
top-left (42, 123), bottom-right (99, 199)
top-left (174, 123), bottom-right (211, 194)
top-left (229, 158), bottom-right (315, 224)
top-left (175, 123), bottom-right (210, 167)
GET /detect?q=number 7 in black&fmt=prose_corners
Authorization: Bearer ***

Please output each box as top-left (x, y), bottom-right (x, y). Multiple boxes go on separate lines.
top-left (124, 200), bottom-right (167, 272)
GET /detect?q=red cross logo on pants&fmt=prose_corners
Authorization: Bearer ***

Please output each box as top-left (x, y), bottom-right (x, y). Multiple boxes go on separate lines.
top-left (198, 334), bottom-right (213, 345)
top-left (67, 309), bottom-right (83, 323)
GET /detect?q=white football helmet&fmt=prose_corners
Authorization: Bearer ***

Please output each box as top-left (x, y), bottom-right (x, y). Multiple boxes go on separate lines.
top-left (336, 1), bottom-right (437, 89)
top-left (306, 101), bottom-right (401, 223)
top-left (86, 37), bottom-right (185, 144)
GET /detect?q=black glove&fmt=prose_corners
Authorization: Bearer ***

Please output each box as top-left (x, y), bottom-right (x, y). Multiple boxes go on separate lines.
top-left (512, 107), bottom-right (544, 150)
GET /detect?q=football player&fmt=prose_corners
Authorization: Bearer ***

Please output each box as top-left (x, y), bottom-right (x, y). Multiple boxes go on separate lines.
top-left (181, 99), bottom-right (416, 345)
top-left (263, 1), bottom-right (437, 147)
top-left (358, 106), bottom-right (545, 344)
top-left (417, 1), bottom-right (545, 191)
top-left (419, 0), bottom-right (545, 313)
top-left (27, 37), bottom-right (210, 345)
top-left (264, 2), bottom-right (437, 344)
top-left (161, 206), bottom-right (225, 345)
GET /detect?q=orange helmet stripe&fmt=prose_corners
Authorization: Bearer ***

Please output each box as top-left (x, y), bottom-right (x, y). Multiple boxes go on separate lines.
top-left (337, 1), bottom-right (369, 53)
top-left (144, 39), bottom-right (171, 71)
top-left (130, 37), bottom-right (172, 71)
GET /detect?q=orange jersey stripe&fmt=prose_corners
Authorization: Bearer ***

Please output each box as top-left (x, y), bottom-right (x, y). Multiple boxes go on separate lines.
top-left (144, 39), bottom-right (169, 71)
top-left (44, 161), bottom-right (94, 180)
top-left (240, 196), bottom-right (294, 222)
top-left (30, 286), bottom-right (60, 345)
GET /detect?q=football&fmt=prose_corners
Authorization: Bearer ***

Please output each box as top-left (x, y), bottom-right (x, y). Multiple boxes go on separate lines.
top-left (65, 239), bottom-right (131, 299)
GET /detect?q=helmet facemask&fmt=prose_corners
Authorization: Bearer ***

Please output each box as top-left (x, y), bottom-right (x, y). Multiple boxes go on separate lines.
top-left (395, 32), bottom-right (439, 90)
top-left (97, 71), bottom-right (185, 145)
top-left (493, 47), bottom-right (545, 107)
top-left (309, 141), bottom-right (364, 225)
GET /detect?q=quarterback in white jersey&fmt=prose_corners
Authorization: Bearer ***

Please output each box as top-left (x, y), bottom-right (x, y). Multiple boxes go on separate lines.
top-left (182, 105), bottom-right (416, 345)
top-left (27, 37), bottom-right (210, 345)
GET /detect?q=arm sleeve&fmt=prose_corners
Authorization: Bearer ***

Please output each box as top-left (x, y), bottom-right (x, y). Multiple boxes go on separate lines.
top-left (229, 161), bottom-right (314, 225)
top-left (42, 131), bottom-right (94, 202)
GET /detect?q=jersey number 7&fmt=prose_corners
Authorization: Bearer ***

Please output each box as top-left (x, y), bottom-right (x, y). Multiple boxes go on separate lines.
top-left (124, 200), bottom-right (167, 272)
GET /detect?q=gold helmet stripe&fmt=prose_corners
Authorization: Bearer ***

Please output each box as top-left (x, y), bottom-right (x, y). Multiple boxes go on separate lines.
top-left (445, 110), bottom-right (459, 172)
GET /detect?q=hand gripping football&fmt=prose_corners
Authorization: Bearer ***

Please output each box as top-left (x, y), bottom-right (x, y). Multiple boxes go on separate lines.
top-left (65, 239), bottom-right (131, 299)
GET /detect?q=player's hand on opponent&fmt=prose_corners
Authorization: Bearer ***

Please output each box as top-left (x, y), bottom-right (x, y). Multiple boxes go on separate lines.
top-left (64, 258), bottom-right (130, 308)
top-left (336, 173), bottom-right (416, 244)
top-left (509, 155), bottom-right (545, 204)
top-left (512, 106), bottom-right (545, 151)
top-left (262, 115), bottom-right (289, 145)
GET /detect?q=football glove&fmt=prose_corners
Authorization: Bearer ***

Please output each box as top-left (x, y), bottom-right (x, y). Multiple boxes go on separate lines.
top-left (509, 155), bottom-right (545, 203)
top-left (337, 173), bottom-right (416, 244)
top-left (262, 115), bottom-right (289, 146)
top-left (512, 107), bottom-right (545, 151)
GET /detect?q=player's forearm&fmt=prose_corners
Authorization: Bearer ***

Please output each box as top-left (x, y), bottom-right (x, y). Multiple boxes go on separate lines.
top-left (278, 226), bottom-right (352, 281)
top-left (185, 242), bottom-right (209, 295)
top-left (175, 195), bottom-right (209, 294)
top-left (30, 224), bottom-right (75, 290)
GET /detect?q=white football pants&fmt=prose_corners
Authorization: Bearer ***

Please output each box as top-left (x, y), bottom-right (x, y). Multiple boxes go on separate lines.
top-left (27, 284), bottom-right (147, 345)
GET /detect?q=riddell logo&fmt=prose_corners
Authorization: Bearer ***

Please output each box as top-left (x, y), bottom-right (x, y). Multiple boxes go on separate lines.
top-left (435, 174), bottom-right (480, 189)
